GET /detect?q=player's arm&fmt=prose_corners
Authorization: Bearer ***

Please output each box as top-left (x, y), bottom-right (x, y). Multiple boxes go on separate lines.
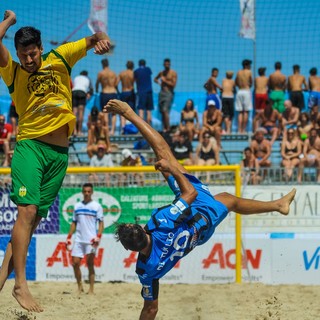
top-left (155, 159), bottom-right (197, 205)
top-left (66, 221), bottom-right (76, 250)
top-left (0, 10), bottom-right (16, 67)
top-left (153, 72), bottom-right (161, 84)
top-left (303, 76), bottom-right (309, 91)
top-left (85, 32), bottom-right (111, 55)
top-left (139, 299), bottom-right (158, 320)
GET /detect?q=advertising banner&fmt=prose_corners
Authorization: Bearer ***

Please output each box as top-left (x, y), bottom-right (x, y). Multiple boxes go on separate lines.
top-left (59, 187), bottom-right (173, 234)
top-left (0, 188), bottom-right (59, 235)
top-left (0, 236), bottom-right (36, 280)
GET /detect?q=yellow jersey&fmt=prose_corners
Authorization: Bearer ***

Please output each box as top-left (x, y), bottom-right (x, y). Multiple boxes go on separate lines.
top-left (0, 38), bottom-right (87, 141)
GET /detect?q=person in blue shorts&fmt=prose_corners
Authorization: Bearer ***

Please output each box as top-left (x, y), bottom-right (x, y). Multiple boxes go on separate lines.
top-left (103, 99), bottom-right (296, 320)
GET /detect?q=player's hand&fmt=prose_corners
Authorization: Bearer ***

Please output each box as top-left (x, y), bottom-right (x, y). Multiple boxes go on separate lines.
top-left (93, 32), bottom-right (111, 55)
top-left (3, 10), bottom-right (16, 25)
top-left (66, 234), bottom-right (72, 251)
top-left (155, 159), bottom-right (172, 173)
top-left (91, 234), bottom-right (102, 248)
top-left (103, 99), bottom-right (131, 115)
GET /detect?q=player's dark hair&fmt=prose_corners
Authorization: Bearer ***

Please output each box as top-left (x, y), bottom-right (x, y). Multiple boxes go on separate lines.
top-left (164, 58), bottom-right (171, 63)
top-left (115, 223), bottom-right (148, 251)
top-left (14, 26), bottom-right (42, 49)
top-left (293, 64), bottom-right (300, 71)
top-left (83, 183), bottom-right (93, 189)
top-left (139, 59), bottom-right (146, 66)
top-left (212, 67), bottom-right (219, 73)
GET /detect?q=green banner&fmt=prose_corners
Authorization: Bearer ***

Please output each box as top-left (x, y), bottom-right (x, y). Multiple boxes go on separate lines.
top-left (59, 186), bottom-right (174, 234)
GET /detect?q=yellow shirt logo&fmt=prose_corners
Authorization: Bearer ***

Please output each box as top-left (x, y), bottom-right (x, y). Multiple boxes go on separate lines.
top-left (19, 186), bottom-right (27, 197)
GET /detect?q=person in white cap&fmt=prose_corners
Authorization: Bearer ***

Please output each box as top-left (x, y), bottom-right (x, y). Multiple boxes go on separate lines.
top-left (120, 148), bottom-right (144, 185)
top-left (201, 99), bottom-right (223, 147)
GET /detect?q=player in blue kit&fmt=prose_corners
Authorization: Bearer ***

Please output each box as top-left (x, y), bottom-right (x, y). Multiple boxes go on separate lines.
top-left (103, 99), bottom-right (296, 320)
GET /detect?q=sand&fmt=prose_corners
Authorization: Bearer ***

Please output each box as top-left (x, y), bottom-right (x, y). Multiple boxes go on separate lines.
top-left (1, 280), bottom-right (320, 320)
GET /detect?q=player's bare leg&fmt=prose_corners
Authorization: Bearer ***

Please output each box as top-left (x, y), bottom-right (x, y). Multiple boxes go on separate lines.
top-left (72, 257), bottom-right (84, 294)
top-left (104, 100), bottom-right (186, 174)
top-left (11, 205), bottom-right (43, 312)
top-left (86, 253), bottom-right (95, 295)
top-left (215, 188), bottom-right (296, 216)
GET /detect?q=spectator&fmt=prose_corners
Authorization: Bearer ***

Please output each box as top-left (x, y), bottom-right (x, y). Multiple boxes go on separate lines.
top-left (0, 115), bottom-right (13, 167)
top-left (171, 132), bottom-right (193, 165)
top-left (268, 61), bottom-right (287, 114)
top-left (288, 64), bottom-right (308, 111)
top-left (298, 128), bottom-right (320, 183)
top-left (240, 147), bottom-right (261, 185)
top-left (95, 59), bottom-right (118, 134)
top-left (254, 67), bottom-right (269, 115)
top-left (235, 59), bottom-right (253, 133)
top-left (179, 99), bottom-right (199, 142)
top-left (87, 106), bottom-right (105, 129)
top-left (154, 58), bottom-right (177, 132)
top-left (201, 100), bottom-right (223, 147)
top-left (253, 99), bottom-right (282, 146)
top-left (204, 67), bottom-right (223, 110)
top-left (118, 60), bottom-right (136, 131)
top-left (281, 128), bottom-right (302, 182)
top-left (89, 143), bottom-right (114, 186)
top-left (87, 118), bottom-right (110, 158)
top-left (250, 129), bottom-right (272, 180)
top-left (72, 70), bottom-right (93, 136)
top-left (308, 67), bottom-right (320, 126)
top-left (8, 100), bottom-right (18, 136)
top-left (134, 59), bottom-right (154, 126)
top-left (221, 71), bottom-right (236, 134)
top-left (195, 132), bottom-right (220, 183)
top-left (297, 112), bottom-right (313, 141)
top-left (281, 100), bottom-right (300, 135)
top-left (120, 148), bottom-right (144, 186)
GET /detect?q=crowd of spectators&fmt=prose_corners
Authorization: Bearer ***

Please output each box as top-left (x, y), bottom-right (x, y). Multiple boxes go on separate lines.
top-left (2, 57), bottom-right (320, 186)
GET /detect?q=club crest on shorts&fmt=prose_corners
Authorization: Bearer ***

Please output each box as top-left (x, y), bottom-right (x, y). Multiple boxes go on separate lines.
top-left (19, 186), bottom-right (27, 197)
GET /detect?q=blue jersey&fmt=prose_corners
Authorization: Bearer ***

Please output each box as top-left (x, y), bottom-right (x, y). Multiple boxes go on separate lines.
top-left (136, 174), bottom-right (228, 300)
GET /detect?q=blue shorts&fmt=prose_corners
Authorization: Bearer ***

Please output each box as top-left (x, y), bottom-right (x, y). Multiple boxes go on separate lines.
top-left (99, 93), bottom-right (118, 111)
top-left (120, 90), bottom-right (136, 111)
top-left (137, 92), bottom-right (154, 111)
top-left (308, 91), bottom-right (320, 109)
top-left (205, 94), bottom-right (222, 110)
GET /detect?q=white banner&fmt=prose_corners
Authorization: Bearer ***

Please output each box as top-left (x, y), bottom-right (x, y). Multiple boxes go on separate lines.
top-left (36, 235), bottom-right (320, 285)
top-left (88, 0), bottom-right (108, 34)
top-left (239, 0), bottom-right (256, 40)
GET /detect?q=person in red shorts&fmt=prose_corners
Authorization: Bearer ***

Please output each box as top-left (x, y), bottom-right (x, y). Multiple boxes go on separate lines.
top-left (0, 114), bottom-right (13, 166)
top-left (255, 67), bottom-right (269, 114)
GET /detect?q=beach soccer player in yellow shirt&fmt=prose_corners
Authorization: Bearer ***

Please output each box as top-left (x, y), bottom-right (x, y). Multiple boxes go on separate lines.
top-left (0, 10), bottom-right (111, 313)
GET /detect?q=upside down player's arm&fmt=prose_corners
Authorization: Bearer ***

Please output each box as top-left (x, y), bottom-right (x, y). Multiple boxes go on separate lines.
top-left (139, 299), bottom-right (159, 320)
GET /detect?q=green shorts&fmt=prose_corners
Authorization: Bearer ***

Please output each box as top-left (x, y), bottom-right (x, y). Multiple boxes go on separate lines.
top-left (10, 139), bottom-right (69, 218)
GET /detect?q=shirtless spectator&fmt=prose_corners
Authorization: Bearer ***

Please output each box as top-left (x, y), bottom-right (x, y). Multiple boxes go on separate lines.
top-left (201, 100), bottom-right (223, 147)
top-left (154, 58), bottom-right (177, 132)
top-left (308, 67), bottom-right (320, 125)
top-left (240, 147), bottom-right (261, 185)
top-left (118, 60), bottom-right (136, 132)
top-left (95, 59), bottom-right (118, 134)
top-left (253, 99), bottom-right (282, 146)
top-left (298, 128), bottom-right (320, 183)
top-left (235, 59), bottom-right (253, 134)
top-left (255, 67), bottom-right (268, 115)
top-left (204, 68), bottom-right (223, 110)
top-left (268, 61), bottom-right (286, 114)
top-left (297, 112), bottom-right (313, 142)
top-left (250, 129), bottom-right (272, 179)
top-left (221, 71), bottom-right (236, 133)
top-left (281, 100), bottom-right (300, 136)
top-left (288, 65), bottom-right (308, 111)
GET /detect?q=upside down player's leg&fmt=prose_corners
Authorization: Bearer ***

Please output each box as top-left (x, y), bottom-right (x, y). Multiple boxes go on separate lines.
top-left (215, 188), bottom-right (296, 216)
top-left (104, 100), bottom-right (187, 178)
